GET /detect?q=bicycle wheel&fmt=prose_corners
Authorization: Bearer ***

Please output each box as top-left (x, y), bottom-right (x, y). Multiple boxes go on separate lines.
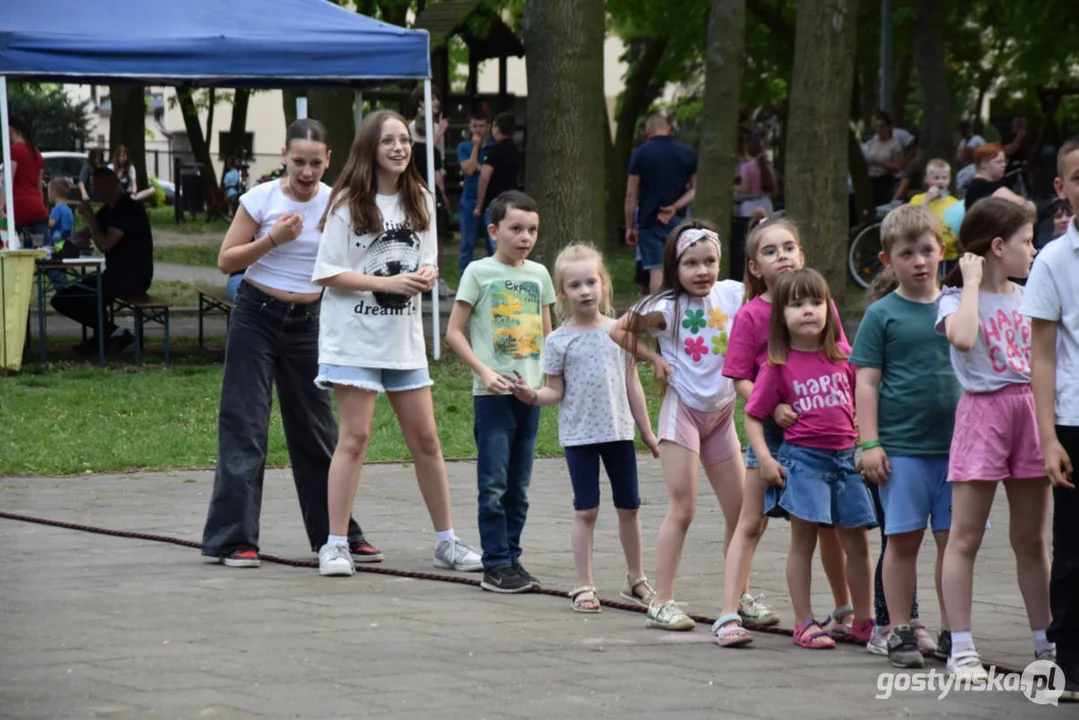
top-left (848, 222), bottom-right (883, 289)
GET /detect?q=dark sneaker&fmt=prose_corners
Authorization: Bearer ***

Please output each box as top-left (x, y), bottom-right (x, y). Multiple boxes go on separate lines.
top-left (887, 625), bottom-right (925, 668)
top-left (480, 565), bottom-right (533, 593)
top-left (350, 538), bottom-right (384, 563)
top-left (108, 330), bottom-right (135, 354)
top-left (221, 545), bottom-right (260, 568)
top-left (1058, 661), bottom-right (1079, 703)
top-left (513, 563), bottom-right (540, 588)
top-left (933, 630), bottom-right (952, 661)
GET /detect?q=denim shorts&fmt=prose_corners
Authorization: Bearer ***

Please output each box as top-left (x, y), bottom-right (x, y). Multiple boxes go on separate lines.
top-left (315, 363), bottom-right (433, 394)
top-left (878, 455), bottom-right (952, 535)
top-left (746, 420), bottom-right (787, 518)
top-left (638, 217), bottom-right (683, 270)
top-left (777, 443), bottom-right (877, 528)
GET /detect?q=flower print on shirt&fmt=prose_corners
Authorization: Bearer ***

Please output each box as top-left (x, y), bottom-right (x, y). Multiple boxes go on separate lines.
top-left (683, 308), bottom-right (707, 333)
top-left (685, 336), bottom-right (708, 361)
top-left (711, 331), bottom-right (729, 355)
top-left (708, 306), bottom-right (729, 330)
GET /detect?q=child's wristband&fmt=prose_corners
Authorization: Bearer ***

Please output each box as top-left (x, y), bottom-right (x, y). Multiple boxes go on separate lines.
top-left (860, 440), bottom-right (882, 451)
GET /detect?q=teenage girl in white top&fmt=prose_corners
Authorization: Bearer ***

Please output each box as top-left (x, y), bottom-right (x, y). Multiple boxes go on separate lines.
top-left (201, 119), bottom-right (377, 568)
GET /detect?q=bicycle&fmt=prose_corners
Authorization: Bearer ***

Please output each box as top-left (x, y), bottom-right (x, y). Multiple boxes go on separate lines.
top-left (847, 200), bottom-right (902, 289)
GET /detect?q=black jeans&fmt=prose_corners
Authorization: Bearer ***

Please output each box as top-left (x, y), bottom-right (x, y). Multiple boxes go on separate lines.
top-left (50, 271), bottom-right (147, 337)
top-left (1048, 425), bottom-right (1079, 664)
top-left (201, 281), bottom-right (363, 556)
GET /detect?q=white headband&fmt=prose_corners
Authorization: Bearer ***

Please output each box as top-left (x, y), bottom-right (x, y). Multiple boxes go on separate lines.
top-left (675, 228), bottom-right (721, 258)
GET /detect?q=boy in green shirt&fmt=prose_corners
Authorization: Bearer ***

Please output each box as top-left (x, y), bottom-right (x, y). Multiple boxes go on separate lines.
top-left (446, 190), bottom-right (556, 594)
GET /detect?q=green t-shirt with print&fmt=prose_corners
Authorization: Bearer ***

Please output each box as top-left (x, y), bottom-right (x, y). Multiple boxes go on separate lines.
top-left (455, 257), bottom-right (556, 396)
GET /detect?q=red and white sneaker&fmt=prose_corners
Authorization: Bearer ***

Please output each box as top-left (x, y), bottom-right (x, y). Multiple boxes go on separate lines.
top-left (221, 546), bottom-right (260, 568)
top-left (350, 538), bottom-right (384, 563)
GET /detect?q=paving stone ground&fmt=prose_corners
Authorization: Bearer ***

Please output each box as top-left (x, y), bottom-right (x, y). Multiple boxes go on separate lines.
top-left (0, 457), bottom-right (1065, 719)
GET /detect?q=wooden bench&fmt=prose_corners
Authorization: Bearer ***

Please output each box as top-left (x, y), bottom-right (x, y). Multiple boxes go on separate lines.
top-left (108, 295), bottom-right (171, 364)
top-left (196, 286), bottom-right (233, 349)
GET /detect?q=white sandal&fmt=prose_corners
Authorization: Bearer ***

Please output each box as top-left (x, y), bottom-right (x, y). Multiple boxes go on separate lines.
top-left (570, 586), bottom-right (602, 613)
top-left (620, 575), bottom-right (656, 608)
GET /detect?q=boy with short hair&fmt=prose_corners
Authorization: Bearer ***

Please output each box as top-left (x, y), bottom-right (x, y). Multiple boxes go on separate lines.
top-left (909, 158), bottom-right (960, 276)
top-left (851, 204), bottom-right (961, 668)
top-left (1020, 139), bottom-right (1079, 702)
top-left (46, 177), bottom-right (74, 289)
top-left (445, 190), bottom-right (556, 594)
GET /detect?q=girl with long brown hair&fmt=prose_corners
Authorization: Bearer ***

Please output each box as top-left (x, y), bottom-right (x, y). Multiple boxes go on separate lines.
top-left (743, 269), bottom-right (876, 650)
top-left (313, 110), bottom-right (482, 577)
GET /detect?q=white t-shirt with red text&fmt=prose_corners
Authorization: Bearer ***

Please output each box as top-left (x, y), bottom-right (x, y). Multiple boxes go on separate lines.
top-left (935, 284), bottom-right (1032, 393)
top-left (745, 349), bottom-right (857, 451)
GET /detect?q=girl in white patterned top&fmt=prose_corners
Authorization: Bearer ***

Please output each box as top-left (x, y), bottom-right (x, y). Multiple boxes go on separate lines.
top-left (508, 244), bottom-right (659, 613)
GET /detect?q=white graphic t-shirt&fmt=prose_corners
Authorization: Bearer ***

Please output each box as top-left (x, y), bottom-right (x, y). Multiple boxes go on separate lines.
top-left (935, 283), bottom-right (1032, 393)
top-left (644, 279), bottom-right (744, 412)
top-left (313, 191), bottom-right (437, 369)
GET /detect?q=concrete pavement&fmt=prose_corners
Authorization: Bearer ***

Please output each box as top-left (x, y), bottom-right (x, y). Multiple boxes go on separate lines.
top-left (0, 458), bottom-right (1065, 719)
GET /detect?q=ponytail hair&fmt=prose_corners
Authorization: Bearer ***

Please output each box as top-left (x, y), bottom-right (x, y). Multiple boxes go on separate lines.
top-left (942, 197), bottom-right (1035, 288)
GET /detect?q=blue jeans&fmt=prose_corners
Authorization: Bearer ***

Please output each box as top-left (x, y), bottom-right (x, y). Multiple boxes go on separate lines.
top-left (474, 394), bottom-right (540, 569)
top-left (458, 197), bottom-right (495, 274)
top-left (226, 272), bottom-right (244, 301)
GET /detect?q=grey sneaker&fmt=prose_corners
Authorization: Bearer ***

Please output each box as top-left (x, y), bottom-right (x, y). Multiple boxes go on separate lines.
top-left (318, 542), bottom-right (354, 577)
top-left (738, 593), bottom-right (780, 626)
top-left (866, 625), bottom-right (889, 656)
top-left (887, 625), bottom-right (926, 668)
top-left (646, 600), bottom-right (696, 631)
top-left (434, 538), bottom-right (483, 572)
top-left (438, 279), bottom-right (455, 298)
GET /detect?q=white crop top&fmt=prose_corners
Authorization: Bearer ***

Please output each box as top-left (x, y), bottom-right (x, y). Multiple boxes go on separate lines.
top-left (240, 180), bottom-right (331, 294)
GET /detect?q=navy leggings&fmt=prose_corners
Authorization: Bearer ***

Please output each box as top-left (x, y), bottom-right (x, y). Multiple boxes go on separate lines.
top-left (564, 441), bottom-right (640, 511)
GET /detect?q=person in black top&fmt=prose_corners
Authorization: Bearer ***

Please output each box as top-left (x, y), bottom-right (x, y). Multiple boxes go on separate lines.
top-left (52, 167), bottom-right (154, 355)
top-left (964, 142), bottom-right (1035, 221)
top-left (474, 112), bottom-right (520, 242)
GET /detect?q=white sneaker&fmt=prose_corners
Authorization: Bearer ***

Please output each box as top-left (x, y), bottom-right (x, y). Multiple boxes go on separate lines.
top-left (947, 649), bottom-right (989, 681)
top-left (318, 542), bottom-right (355, 577)
top-left (434, 538), bottom-right (484, 571)
top-left (867, 625), bottom-right (889, 656)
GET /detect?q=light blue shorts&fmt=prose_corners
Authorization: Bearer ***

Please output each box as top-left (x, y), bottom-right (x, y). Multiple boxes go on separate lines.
top-left (777, 443), bottom-right (877, 528)
top-left (315, 364), bottom-right (433, 394)
top-left (878, 455), bottom-right (951, 536)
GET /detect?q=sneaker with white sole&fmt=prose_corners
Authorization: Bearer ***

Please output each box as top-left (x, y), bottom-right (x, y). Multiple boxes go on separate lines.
top-left (646, 600), bottom-right (696, 631)
top-left (738, 593), bottom-right (780, 626)
top-left (946, 649), bottom-right (989, 681)
top-left (318, 542), bottom-right (355, 577)
top-left (867, 625), bottom-right (889, 656)
top-left (221, 546), bottom-right (260, 568)
top-left (434, 538), bottom-right (484, 572)
top-left (887, 625), bottom-right (925, 668)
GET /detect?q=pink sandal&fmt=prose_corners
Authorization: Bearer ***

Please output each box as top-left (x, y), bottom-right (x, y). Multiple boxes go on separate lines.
top-left (794, 619), bottom-right (836, 649)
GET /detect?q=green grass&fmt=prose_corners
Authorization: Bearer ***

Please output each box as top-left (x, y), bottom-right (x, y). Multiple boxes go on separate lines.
top-left (146, 206), bottom-right (230, 235)
top-left (154, 245), bottom-right (221, 268)
top-left (2, 351), bottom-right (745, 477)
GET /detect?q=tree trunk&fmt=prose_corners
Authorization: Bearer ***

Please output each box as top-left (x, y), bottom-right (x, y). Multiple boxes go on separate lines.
top-left (697, 0), bottom-right (745, 279)
top-left (226, 88), bottom-right (251, 162)
top-left (108, 85), bottom-right (148, 190)
top-left (605, 37), bottom-right (668, 250)
top-left (307, 89), bottom-right (356, 186)
top-left (521, 0), bottom-right (606, 270)
top-left (912, 0), bottom-right (953, 182)
top-left (175, 88), bottom-right (219, 200)
top-left (890, 51), bottom-right (913, 127)
top-left (784, 0), bottom-right (859, 306)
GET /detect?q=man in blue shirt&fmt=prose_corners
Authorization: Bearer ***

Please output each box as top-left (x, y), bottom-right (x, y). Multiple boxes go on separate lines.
top-left (625, 114), bottom-right (698, 293)
top-left (457, 111), bottom-right (494, 273)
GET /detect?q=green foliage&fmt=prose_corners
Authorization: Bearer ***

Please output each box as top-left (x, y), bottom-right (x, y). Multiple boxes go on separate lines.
top-left (7, 83), bottom-right (91, 150)
top-left (146, 177), bottom-right (167, 208)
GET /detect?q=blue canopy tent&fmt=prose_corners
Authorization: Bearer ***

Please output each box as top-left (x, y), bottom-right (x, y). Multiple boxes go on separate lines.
top-left (0, 0), bottom-right (443, 355)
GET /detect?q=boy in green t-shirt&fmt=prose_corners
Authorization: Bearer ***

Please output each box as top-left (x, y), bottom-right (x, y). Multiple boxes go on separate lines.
top-left (446, 190), bottom-right (556, 594)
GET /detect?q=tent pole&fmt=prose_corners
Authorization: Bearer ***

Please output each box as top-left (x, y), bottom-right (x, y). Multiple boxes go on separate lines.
top-left (0, 77), bottom-right (18, 249)
top-left (423, 79), bottom-right (440, 360)
top-left (296, 97), bottom-right (308, 120)
top-left (353, 90), bottom-right (363, 134)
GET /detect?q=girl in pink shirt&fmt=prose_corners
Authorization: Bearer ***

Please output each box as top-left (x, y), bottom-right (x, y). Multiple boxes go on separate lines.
top-left (713, 216), bottom-right (854, 647)
top-left (743, 269), bottom-right (875, 650)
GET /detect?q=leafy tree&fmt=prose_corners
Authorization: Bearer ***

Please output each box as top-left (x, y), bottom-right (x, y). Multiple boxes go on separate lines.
top-left (7, 83), bottom-right (92, 151)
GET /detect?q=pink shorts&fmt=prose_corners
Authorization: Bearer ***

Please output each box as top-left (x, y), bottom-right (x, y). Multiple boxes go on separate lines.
top-left (948, 384), bottom-right (1046, 482)
top-left (657, 390), bottom-right (740, 466)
